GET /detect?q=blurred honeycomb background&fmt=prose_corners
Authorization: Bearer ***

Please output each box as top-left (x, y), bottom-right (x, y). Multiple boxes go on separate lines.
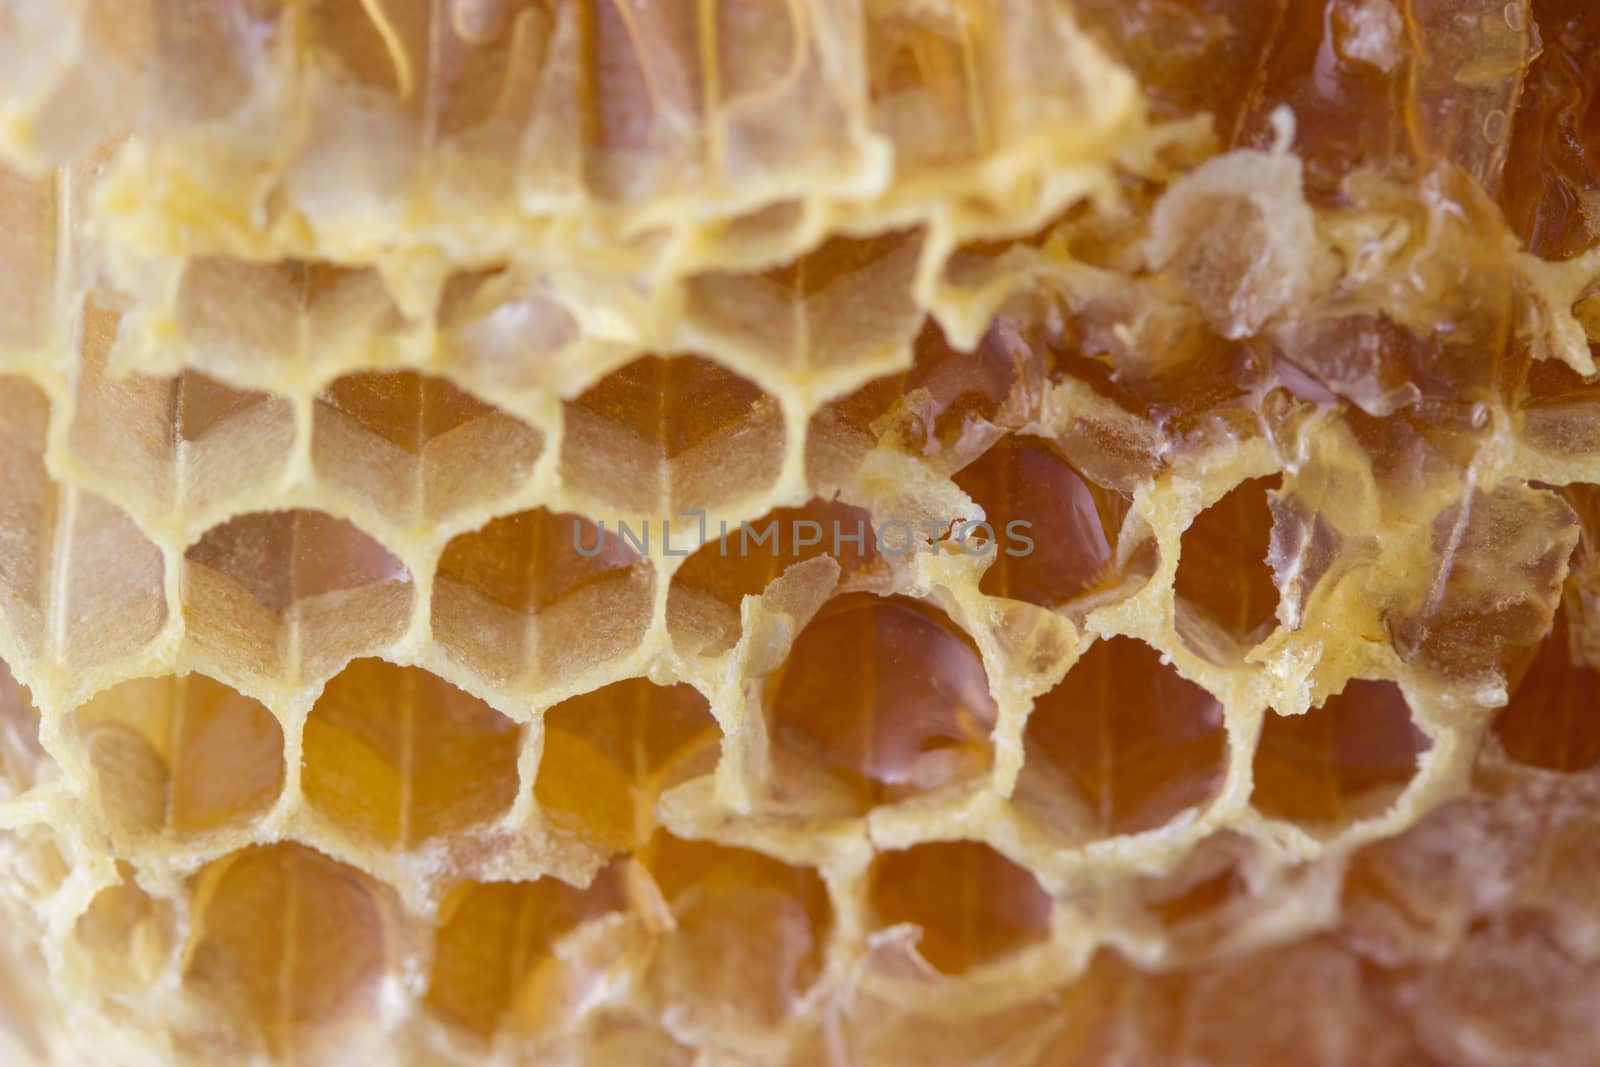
top-left (1, 0), bottom-right (1600, 1064)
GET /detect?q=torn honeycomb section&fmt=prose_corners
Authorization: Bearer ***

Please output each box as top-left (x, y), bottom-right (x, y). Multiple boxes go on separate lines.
top-left (3, 2), bottom-right (1600, 1066)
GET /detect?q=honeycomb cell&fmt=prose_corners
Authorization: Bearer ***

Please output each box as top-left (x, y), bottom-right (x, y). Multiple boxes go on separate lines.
top-left (1019, 637), bottom-right (1227, 838)
top-left (170, 259), bottom-right (409, 384)
top-left (762, 593), bottom-right (998, 814)
top-left (183, 510), bottom-right (412, 685)
top-left (952, 435), bottom-right (1132, 610)
top-left (867, 840), bottom-right (1051, 976)
top-left (0, 662), bottom-right (47, 799)
top-left (1499, 0), bottom-right (1600, 259)
top-left (312, 370), bottom-right (543, 524)
top-left (301, 660), bottom-right (523, 848)
top-left (1493, 598), bottom-right (1600, 771)
top-left (68, 336), bottom-right (295, 521)
top-left (666, 497), bottom-right (883, 653)
top-left (1251, 680), bottom-right (1429, 825)
top-left (805, 318), bottom-right (1052, 486)
top-left (866, 6), bottom-right (986, 172)
top-left (1174, 477), bottom-right (1280, 656)
top-left (432, 508), bottom-right (654, 689)
top-left (642, 833), bottom-right (832, 1032)
top-left (683, 230), bottom-right (925, 376)
top-left (0, 375), bottom-right (168, 674)
top-left (535, 678), bottom-right (719, 852)
top-left (560, 355), bottom-right (784, 516)
top-left (72, 864), bottom-right (172, 995)
top-left (0, 164), bottom-right (65, 355)
top-left (1516, 357), bottom-right (1600, 457)
top-left (183, 844), bottom-right (393, 1059)
top-left (425, 866), bottom-right (627, 1039)
top-left (73, 674), bottom-right (285, 838)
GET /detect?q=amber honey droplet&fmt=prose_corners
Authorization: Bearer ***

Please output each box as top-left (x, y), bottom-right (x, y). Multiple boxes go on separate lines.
top-left (302, 659), bottom-right (523, 847)
top-left (763, 593), bottom-right (998, 812)
top-left (868, 840), bottom-right (1051, 976)
top-left (1022, 637), bottom-right (1227, 837)
top-left (425, 867), bottom-right (626, 1038)
top-left (1175, 477), bottom-right (1281, 653)
top-left (1252, 680), bottom-right (1428, 823)
top-left (953, 435), bottom-right (1129, 609)
top-left (536, 678), bottom-right (720, 851)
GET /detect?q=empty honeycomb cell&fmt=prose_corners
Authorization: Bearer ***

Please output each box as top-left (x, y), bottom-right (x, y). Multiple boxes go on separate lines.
top-left (560, 355), bottom-right (784, 516)
top-left (867, 839), bottom-right (1051, 976)
top-left (182, 843), bottom-right (394, 1060)
top-left (72, 864), bottom-right (173, 996)
top-left (535, 678), bottom-right (719, 852)
top-left (425, 865), bottom-right (627, 1039)
top-left (0, 662), bottom-right (48, 798)
top-left (1251, 680), bottom-right (1429, 825)
top-left (683, 231), bottom-right (925, 376)
top-left (182, 510), bottom-right (412, 685)
top-left (1492, 598), bottom-right (1600, 771)
top-left (641, 833), bottom-right (832, 1032)
top-left (312, 370), bottom-right (543, 524)
top-left (866, 5), bottom-right (986, 171)
top-left (432, 508), bottom-right (654, 689)
top-left (72, 674), bottom-right (285, 838)
top-left (301, 659), bottom-right (523, 848)
top-left (805, 316), bottom-right (1053, 488)
top-left (1173, 476), bottom-right (1280, 657)
top-left (0, 375), bottom-right (168, 674)
top-left (666, 497), bottom-right (883, 654)
top-left (1018, 636), bottom-right (1227, 839)
top-left (952, 435), bottom-right (1134, 610)
top-left (1516, 357), bottom-right (1600, 456)
top-left (170, 259), bottom-right (410, 384)
top-left (1498, 0), bottom-right (1600, 259)
top-left (761, 593), bottom-right (998, 814)
top-left (433, 268), bottom-right (591, 395)
top-left (68, 329), bottom-right (295, 521)
top-left (0, 165), bottom-right (63, 355)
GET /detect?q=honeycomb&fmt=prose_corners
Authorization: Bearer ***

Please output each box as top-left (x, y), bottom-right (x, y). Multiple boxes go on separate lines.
top-left (1, 1), bottom-right (1600, 1064)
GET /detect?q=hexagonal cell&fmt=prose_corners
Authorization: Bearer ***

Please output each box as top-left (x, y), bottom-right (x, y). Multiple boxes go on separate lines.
top-left (0, 661), bottom-right (49, 799)
top-left (170, 259), bottom-right (409, 384)
top-left (953, 435), bottom-right (1137, 610)
top-left (431, 508), bottom-right (654, 690)
top-left (1018, 637), bottom-right (1227, 839)
top-left (1510, 358), bottom-right (1600, 460)
top-left (0, 375), bottom-right (168, 675)
top-left (1174, 476), bottom-right (1280, 659)
top-left (865, 6), bottom-right (987, 172)
top-left (67, 320), bottom-right (294, 521)
top-left (804, 317), bottom-right (1051, 487)
top-left (1252, 680), bottom-right (1429, 826)
top-left (683, 230), bottom-right (925, 376)
top-left (312, 370), bottom-right (543, 524)
top-left (72, 863), bottom-right (174, 997)
top-left (641, 832), bottom-right (832, 1034)
top-left (72, 674), bottom-right (285, 839)
top-left (761, 593), bottom-right (998, 815)
top-left (666, 497), bottom-right (885, 654)
top-left (867, 840), bottom-right (1052, 976)
top-left (182, 844), bottom-right (394, 1060)
top-left (182, 510), bottom-right (413, 685)
top-left (560, 355), bottom-right (785, 517)
top-left (0, 164), bottom-right (74, 359)
top-left (535, 678), bottom-right (720, 853)
top-left (301, 659), bottom-right (523, 848)
top-left (1494, 597), bottom-right (1600, 772)
top-left (424, 866), bottom-right (627, 1039)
